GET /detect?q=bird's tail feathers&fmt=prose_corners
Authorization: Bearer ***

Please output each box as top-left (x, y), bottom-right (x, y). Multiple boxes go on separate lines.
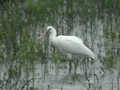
top-left (87, 48), bottom-right (97, 60)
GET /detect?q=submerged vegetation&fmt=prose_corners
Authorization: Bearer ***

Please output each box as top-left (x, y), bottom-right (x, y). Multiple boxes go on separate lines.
top-left (0, 0), bottom-right (120, 90)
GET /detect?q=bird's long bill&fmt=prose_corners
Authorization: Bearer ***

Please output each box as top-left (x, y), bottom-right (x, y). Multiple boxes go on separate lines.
top-left (44, 30), bottom-right (49, 36)
top-left (38, 31), bottom-right (49, 41)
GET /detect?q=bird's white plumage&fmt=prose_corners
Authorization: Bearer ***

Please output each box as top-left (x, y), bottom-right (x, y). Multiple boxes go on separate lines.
top-left (46, 26), bottom-right (96, 59)
top-left (53, 35), bottom-right (84, 53)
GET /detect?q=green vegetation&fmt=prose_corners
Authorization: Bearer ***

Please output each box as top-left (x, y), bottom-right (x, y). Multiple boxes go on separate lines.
top-left (0, 0), bottom-right (119, 89)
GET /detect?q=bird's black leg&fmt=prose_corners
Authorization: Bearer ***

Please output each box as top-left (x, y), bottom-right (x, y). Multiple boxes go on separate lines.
top-left (73, 58), bottom-right (78, 75)
top-left (67, 54), bottom-right (72, 74)
top-left (69, 60), bottom-right (72, 74)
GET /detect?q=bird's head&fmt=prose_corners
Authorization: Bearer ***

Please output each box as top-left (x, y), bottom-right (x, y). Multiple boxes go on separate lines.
top-left (47, 26), bottom-right (55, 34)
top-left (46, 26), bottom-right (57, 37)
top-left (38, 26), bottom-right (56, 41)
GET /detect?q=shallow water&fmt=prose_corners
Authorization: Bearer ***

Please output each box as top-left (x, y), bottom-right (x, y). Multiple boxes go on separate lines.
top-left (32, 61), bottom-right (120, 90)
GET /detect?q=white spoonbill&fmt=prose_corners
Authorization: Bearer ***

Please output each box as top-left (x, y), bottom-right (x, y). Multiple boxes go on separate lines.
top-left (42, 26), bottom-right (96, 60)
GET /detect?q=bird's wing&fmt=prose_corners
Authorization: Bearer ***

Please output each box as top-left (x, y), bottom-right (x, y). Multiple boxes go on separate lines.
top-left (54, 35), bottom-right (95, 59)
top-left (55, 36), bottom-right (85, 54)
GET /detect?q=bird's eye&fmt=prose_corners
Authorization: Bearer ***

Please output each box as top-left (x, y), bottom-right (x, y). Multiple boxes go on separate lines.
top-left (48, 28), bottom-right (52, 32)
top-left (48, 28), bottom-right (51, 31)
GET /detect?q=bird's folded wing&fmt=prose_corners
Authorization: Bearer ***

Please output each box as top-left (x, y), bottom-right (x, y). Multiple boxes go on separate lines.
top-left (55, 36), bottom-right (88, 55)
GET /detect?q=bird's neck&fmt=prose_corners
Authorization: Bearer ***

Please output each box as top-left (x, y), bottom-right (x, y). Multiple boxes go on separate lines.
top-left (49, 30), bottom-right (57, 42)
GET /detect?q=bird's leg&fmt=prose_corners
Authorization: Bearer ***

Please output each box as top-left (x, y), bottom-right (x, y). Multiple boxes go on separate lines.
top-left (67, 54), bottom-right (72, 74)
top-left (69, 60), bottom-right (72, 74)
top-left (73, 57), bottom-right (78, 76)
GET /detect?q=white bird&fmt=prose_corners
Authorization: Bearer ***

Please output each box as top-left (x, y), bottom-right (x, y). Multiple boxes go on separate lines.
top-left (44, 26), bottom-right (96, 60)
